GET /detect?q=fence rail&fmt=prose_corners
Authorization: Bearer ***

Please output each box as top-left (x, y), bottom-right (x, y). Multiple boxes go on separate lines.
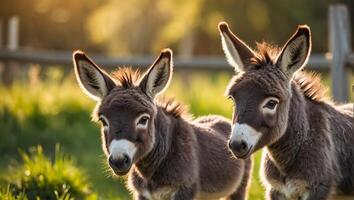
top-left (0, 4), bottom-right (353, 102)
top-left (0, 49), bottom-right (334, 71)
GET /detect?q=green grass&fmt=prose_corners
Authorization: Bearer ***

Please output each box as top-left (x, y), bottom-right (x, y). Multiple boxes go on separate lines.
top-left (0, 66), bottom-right (351, 199)
top-left (0, 186), bottom-right (28, 200)
top-left (3, 145), bottom-right (93, 200)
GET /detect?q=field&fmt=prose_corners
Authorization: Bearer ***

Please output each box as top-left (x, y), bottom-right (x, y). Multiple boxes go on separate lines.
top-left (0, 66), bottom-right (349, 199)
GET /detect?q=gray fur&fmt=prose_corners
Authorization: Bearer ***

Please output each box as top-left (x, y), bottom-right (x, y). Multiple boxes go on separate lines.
top-left (219, 22), bottom-right (354, 200)
top-left (73, 49), bottom-right (252, 200)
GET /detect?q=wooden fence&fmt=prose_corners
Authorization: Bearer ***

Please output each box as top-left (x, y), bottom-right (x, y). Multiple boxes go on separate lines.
top-left (0, 4), bottom-right (353, 102)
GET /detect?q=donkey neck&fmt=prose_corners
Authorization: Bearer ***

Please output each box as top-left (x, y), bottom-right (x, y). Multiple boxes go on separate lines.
top-left (135, 106), bottom-right (175, 179)
top-left (267, 82), bottom-right (310, 172)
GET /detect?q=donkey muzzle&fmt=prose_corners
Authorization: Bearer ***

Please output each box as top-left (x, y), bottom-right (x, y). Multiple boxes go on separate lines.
top-left (228, 139), bottom-right (252, 159)
top-left (229, 123), bottom-right (261, 159)
top-left (108, 154), bottom-right (132, 175)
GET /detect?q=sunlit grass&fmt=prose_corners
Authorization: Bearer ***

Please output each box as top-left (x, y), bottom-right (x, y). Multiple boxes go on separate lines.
top-left (3, 145), bottom-right (93, 200)
top-left (0, 186), bottom-right (28, 200)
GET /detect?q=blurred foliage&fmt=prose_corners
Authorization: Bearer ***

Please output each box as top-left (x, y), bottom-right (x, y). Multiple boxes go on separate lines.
top-left (2, 145), bottom-right (94, 200)
top-left (0, 67), bottom-right (93, 155)
top-left (0, 0), bottom-right (353, 55)
top-left (0, 186), bottom-right (28, 200)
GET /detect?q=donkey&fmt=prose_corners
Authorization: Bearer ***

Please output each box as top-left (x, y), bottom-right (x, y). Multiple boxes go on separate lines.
top-left (73, 48), bottom-right (252, 200)
top-left (218, 22), bottom-right (354, 200)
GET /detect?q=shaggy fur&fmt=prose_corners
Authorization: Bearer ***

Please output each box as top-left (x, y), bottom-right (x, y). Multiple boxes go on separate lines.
top-left (73, 49), bottom-right (252, 200)
top-left (219, 22), bottom-right (354, 200)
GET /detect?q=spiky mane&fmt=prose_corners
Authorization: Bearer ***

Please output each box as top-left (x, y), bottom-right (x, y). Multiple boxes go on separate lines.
top-left (293, 71), bottom-right (328, 102)
top-left (156, 97), bottom-right (190, 118)
top-left (250, 42), bottom-right (280, 67)
top-left (112, 67), bottom-right (141, 88)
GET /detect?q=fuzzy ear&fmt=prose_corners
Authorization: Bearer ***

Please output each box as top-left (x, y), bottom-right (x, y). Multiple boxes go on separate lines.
top-left (276, 25), bottom-right (311, 76)
top-left (73, 51), bottom-right (116, 101)
top-left (218, 22), bottom-right (256, 72)
top-left (139, 49), bottom-right (173, 99)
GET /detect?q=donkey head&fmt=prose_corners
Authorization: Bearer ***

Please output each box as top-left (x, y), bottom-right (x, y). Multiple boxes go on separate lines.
top-left (219, 22), bottom-right (311, 159)
top-left (73, 49), bottom-right (173, 175)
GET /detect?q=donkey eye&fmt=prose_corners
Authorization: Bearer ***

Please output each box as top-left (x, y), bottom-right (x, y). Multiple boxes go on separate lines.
top-left (136, 114), bottom-right (150, 129)
top-left (138, 116), bottom-right (149, 126)
top-left (227, 95), bottom-right (235, 101)
top-left (264, 100), bottom-right (278, 109)
top-left (99, 117), bottom-right (108, 127)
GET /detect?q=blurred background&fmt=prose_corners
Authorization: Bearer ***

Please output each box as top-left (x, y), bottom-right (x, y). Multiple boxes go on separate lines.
top-left (0, 0), bottom-right (353, 199)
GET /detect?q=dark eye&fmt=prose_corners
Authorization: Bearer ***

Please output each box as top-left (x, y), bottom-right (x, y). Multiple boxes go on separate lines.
top-left (264, 99), bottom-right (278, 109)
top-left (228, 95), bottom-right (234, 101)
top-left (137, 116), bottom-right (149, 126)
top-left (99, 117), bottom-right (108, 127)
top-left (228, 96), bottom-right (236, 107)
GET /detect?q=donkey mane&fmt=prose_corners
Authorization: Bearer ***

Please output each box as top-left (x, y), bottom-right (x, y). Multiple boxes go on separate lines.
top-left (156, 96), bottom-right (190, 118)
top-left (250, 42), bottom-right (280, 67)
top-left (112, 67), bottom-right (141, 88)
top-left (292, 71), bottom-right (328, 102)
top-left (251, 42), bottom-right (328, 102)
top-left (111, 67), bottom-right (189, 117)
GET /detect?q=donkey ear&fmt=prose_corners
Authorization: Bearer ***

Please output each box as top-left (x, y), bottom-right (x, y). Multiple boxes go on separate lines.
top-left (276, 25), bottom-right (311, 76)
top-left (139, 49), bottom-right (173, 99)
top-left (218, 22), bottom-right (256, 72)
top-left (73, 51), bottom-right (116, 101)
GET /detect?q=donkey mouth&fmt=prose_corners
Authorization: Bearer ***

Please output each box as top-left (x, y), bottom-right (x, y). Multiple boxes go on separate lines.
top-left (113, 168), bottom-right (131, 176)
top-left (232, 145), bottom-right (253, 159)
top-left (110, 165), bottom-right (131, 176)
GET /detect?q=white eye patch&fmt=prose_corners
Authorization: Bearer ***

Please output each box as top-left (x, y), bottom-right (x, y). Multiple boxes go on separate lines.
top-left (109, 139), bottom-right (137, 160)
top-left (260, 97), bottom-right (279, 115)
top-left (135, 113), bottom-right (150, 130)
top-left (99, 115), bottom-right (109, 132)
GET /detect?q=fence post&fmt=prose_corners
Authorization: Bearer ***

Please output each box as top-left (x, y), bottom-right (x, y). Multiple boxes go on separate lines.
top-left (2, 16), bottom-right (19, 85)
top-left (329, 4), bottom-right (351, 102)
top-left (0, 19), bottom-right (3, 48)
top-left (178, 30), bottom-right (196, 87)
top-left (0, 19), bottom-right (3, 81)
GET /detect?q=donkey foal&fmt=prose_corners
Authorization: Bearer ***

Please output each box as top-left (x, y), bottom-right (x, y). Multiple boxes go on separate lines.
top-left (219, 22), bottom-right (354, 200)
top-left (73, 49), bottom-right (251, 200)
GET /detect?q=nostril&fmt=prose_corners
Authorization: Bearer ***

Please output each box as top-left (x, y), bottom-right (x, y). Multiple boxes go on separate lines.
top-left (241, 141), bottom-right (247, 150)
top-left (109, 156), bottom-right (114, 165)
top-left (228, 141), bottom-right (233, 149)
top-left (123, 154), bottom-right (130, 165)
